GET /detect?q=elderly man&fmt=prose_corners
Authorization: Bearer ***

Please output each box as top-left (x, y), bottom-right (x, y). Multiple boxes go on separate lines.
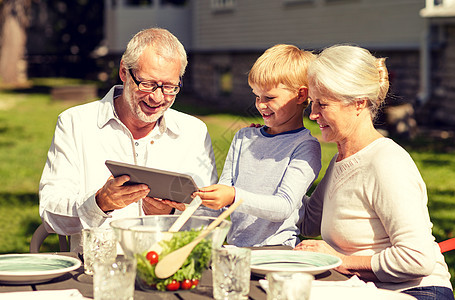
top-left (39, 28), bottom-right (217, 252)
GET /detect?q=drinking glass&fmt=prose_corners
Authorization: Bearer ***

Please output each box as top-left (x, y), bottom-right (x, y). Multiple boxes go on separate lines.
top-left (93, 256), bottom-right (136, 300)
top-left (82, 227), bottom-right (117, 275)
top-left (212, 247), bottom-right (251, 300)
top-left (266, 271), bottom-right (313, 300)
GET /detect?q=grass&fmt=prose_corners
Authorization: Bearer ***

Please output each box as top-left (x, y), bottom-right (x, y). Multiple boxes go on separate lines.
top-left (0, 81), bottom-right (453, 290)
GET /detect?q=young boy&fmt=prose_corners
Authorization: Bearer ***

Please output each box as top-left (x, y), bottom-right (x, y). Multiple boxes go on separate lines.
top-left (192, 44), bottom-right (321, 247)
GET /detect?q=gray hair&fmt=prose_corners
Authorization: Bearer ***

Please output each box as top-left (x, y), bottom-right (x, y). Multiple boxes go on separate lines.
top-left (308, 45), bottom-right (389, 119)
top-left (121, 28), bottom-right (188, 76)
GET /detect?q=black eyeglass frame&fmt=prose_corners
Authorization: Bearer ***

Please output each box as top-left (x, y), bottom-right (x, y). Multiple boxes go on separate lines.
top-left (128, 68), bottom-right (182, 95)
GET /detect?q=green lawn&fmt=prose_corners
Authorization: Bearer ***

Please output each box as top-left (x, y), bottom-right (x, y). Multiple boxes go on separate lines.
top-left (0, 83), bottom-right (453, 289)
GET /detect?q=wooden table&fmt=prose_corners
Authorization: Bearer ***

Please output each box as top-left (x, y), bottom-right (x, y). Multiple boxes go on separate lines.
top-left (0, 250), bottom-right (348, 299)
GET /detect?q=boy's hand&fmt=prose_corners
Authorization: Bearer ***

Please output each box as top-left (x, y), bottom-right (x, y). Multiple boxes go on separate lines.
top-left (193, 184), bottom-right (235, 210)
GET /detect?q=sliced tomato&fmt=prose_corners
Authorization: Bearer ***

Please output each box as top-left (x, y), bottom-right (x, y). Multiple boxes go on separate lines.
top-left (181, 279), bottom-right (192, 290)
top-left (166, 279), bottom-right (180, 291)
top-left (191, 278), bottom-right (200, 287)
top-left (146, 251), bottom-right (159, 265)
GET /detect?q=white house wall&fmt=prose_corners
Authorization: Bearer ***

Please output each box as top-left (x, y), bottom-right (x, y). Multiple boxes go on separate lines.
top-left (105, 5), bottom-right (192, 53)
top-left (192, 0), bottom-right (426, 51)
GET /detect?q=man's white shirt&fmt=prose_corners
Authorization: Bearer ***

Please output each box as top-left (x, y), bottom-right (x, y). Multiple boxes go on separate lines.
top-left (39, 85), bottom-right (217, 251)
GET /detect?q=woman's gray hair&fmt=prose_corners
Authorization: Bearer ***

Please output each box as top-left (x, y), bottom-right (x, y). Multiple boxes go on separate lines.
top-left (308, 45), bottom-right (389, 119)
top-left (121, 28), bottom-right (188, 76)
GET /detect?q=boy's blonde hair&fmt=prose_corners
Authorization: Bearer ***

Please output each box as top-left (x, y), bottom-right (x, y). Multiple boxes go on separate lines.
top-left (248, 44), bottom-right (315, 97)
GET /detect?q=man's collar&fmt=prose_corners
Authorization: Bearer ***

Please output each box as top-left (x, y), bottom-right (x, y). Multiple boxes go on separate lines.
top-left (97, 85), bottom-right (120, 129)
top-left (159, 109), bottom-right (181, 137)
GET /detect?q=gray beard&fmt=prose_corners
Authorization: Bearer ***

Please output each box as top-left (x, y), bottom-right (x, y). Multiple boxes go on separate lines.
top-left (124, 84), bottom-right (167, 124)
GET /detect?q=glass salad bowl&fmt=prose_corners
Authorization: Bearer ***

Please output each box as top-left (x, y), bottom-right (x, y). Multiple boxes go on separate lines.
top-left (110, 215), bottom-right (231, 292)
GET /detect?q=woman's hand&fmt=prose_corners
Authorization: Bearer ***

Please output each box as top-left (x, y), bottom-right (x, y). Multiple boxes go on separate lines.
top-left (193, 184), bottom-right (235, 210)
top-left (295, 239), bottom-right (377, 281)
top-left (295, 240), bottom-right (348, 275)
top-left (295, 239), bottom-right (345, 261)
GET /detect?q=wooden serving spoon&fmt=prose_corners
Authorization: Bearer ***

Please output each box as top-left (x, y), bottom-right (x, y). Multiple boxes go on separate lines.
top-left (168, 195), bottom-right (203, 232)
top-left (147, 196), bottom-right (202, 254)
top-left (154, 199), bottom-right (243, 279)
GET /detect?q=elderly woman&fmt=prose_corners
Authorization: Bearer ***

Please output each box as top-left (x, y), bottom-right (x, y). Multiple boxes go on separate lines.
top-left (296, 45), bottom-right (453, 300)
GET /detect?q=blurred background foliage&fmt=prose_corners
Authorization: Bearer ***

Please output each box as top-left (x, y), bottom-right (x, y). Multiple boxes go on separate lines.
top-left (26, 0), bottom-right (105, 80)
top-left (0, 0), bottom-right (106, 86)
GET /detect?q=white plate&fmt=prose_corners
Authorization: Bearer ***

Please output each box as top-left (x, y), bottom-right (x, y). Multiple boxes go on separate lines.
top-left (310, 286), bottom-right (415, 300)
top-left (250, 250), bottom-right (342, 276)
top-left (0, 254), bottom-right (81, 284)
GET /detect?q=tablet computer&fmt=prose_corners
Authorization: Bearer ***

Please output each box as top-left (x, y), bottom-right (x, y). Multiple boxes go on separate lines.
top-left (105, 160), bottom-right (198, 204)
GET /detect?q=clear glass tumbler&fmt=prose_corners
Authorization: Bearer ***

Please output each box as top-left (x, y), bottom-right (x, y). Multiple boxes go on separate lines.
top-left (266, 271), bottom-right (313, 300)
top-left (82, 227), bottom-right (117, 275)
top-left (93, 256), bottom-right (137, 300)
top-left (212, 247), bottom-right (251, 300)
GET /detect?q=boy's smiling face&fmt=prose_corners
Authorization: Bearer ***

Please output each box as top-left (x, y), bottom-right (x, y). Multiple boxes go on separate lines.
top-left (252, 83), bottom-right (306, 135)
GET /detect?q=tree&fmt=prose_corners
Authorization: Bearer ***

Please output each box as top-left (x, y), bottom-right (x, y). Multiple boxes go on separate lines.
top-left (0, 0), bottom-right (31, 86)
top-left (27, 0), bottom-right (104, 79)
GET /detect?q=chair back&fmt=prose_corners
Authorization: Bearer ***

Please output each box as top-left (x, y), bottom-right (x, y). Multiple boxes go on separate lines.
top-left (439, 238), bottom-right (455, 253)
top-left (30, 223), bottom-right (70, 253)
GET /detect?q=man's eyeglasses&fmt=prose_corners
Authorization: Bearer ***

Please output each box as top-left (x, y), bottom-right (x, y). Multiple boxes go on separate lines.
top-left (128, 69), bottom-right (181, 95)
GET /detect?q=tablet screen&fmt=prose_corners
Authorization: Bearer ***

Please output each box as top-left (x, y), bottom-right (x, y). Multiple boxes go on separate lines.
top-left (105, 160), bottom-right (198, 204)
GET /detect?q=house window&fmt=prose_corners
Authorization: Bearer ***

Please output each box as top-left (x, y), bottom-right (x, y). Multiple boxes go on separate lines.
top-left (213, 67), bottom-right (233, 96)
top-left (211, 0), bottom-right (235, 11)
top-left (218, 68), bottom-right (233, 96)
